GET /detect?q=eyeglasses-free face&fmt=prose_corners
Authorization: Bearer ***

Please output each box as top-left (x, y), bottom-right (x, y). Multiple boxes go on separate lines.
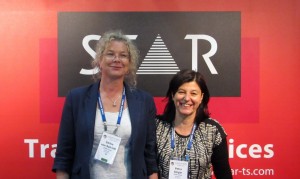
top-left (173, 81), bottom-right (204, 118)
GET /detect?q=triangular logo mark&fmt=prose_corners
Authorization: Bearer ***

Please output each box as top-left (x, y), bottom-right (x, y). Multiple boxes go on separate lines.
top-left (137, 34), bottom-right (180, 74)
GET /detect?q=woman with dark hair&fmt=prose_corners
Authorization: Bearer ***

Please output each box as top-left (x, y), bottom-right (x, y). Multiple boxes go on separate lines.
top-left (156, 69), bottom-right (232, 179)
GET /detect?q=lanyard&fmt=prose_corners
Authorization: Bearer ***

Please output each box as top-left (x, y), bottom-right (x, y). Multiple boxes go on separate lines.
top-left (171, 123), bottom-right (196, 161)
top-left (97, 87), bottom-right (126, 134)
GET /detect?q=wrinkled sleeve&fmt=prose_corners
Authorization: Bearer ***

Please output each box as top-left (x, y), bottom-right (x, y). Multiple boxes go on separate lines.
top-left (211, 126), bottom-right (232, 179)
top-left (52, 91), bottom-right (75, 174)
top-left (144, 96), bottom-right (158, 175)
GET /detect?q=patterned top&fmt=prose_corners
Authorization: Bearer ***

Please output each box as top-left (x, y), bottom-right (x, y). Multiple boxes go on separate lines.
top-left (156, 117), bottom-right (232, 179)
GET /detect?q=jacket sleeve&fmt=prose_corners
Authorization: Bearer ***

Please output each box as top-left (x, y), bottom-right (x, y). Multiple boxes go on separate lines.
top-left (52, 91), bottom-right (76, 174)
top-left (144, 96), bottom-right (159, 175)
top-left (211, 138), bottom-right (232, 179)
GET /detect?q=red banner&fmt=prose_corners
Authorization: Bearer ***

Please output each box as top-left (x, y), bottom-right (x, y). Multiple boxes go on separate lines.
top-left (0, 1), bottom-right (299, 178)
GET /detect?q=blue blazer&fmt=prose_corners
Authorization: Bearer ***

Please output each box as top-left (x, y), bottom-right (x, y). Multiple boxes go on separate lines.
top-left (52, 82), bottom-right (158, 179)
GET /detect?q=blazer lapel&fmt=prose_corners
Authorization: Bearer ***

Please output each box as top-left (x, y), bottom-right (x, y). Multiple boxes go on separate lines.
top-left (84, 82), bottom-right (99, 145)
top-left (125, 84), bottom-right (142, 143)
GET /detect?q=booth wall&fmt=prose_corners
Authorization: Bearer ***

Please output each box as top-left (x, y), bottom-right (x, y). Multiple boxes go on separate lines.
top-left (0, 0), bottom-right (299, 178)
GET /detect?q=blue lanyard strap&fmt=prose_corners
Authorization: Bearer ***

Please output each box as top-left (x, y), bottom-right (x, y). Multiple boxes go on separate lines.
top-left (97, 87), bottom-right (126, 133)
top-left (171, 123), bottom-right (197, 160)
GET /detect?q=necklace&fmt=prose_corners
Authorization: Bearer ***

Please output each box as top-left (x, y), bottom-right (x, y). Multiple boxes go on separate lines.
top-left (108, 95), bottom-right (121, 107)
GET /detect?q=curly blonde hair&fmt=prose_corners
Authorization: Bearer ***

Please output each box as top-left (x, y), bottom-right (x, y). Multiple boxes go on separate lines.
top-left (92, 30), bottom-right (139, 88)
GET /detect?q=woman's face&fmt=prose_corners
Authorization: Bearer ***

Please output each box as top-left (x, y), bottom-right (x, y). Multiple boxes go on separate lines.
top-left (173, 81), bottom-right (204, 118)
top-left (99, 40), bottom-right (130, 80)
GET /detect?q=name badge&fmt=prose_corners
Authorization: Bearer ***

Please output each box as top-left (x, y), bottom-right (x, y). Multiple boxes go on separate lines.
top-left (94, 132), bottom-right (121, 164)
top-left (169, 159), bottom-right (188, 179)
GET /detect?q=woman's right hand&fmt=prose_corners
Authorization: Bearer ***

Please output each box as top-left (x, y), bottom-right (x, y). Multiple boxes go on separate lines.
top-left (56, 170), bottom-right (69, 179)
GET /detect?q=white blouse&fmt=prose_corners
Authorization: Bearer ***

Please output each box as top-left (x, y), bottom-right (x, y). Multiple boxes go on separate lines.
top-left (90, 105), bottom-right (132, 179)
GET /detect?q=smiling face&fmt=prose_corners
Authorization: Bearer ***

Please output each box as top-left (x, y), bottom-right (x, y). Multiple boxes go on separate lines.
top-left (173, 81), bottom-right (204, 119)
top-left (99, 40), bottom-right (130, 80)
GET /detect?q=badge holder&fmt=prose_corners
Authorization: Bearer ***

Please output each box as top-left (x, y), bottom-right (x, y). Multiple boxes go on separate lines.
top-left (168, 158), bottom-right (189, 179)
top-left (94, 132), bottom-right (121, 164)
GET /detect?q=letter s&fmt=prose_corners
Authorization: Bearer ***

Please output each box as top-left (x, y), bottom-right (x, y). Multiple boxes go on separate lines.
top-left (264, 144), bottom-right (274, 158)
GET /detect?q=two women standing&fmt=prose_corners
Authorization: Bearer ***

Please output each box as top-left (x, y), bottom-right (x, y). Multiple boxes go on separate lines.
top-left (52, 30), bottom-right (232, 179)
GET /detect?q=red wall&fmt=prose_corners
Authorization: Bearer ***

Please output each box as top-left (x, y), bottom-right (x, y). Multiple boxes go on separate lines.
top-left (0, 0), bottom-right (299, 178)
